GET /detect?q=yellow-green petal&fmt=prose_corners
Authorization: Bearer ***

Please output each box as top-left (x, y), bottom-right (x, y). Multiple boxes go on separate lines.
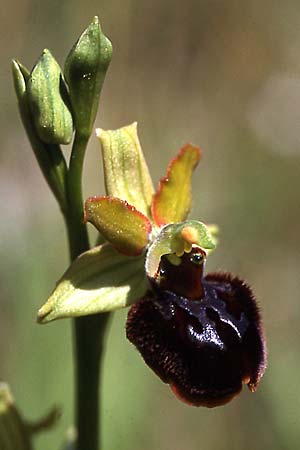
top-left (152, 144), bottom-right (201, 226)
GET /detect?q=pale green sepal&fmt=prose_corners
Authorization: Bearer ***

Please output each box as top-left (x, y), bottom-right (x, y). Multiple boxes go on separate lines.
top-left (64, 16), bottom-right (112, 136)
top-left (0, 383), bottom-right (32, 450)
top-left (145, 220), bottom-right (216, 278)
top-left (27, 49), bottom-right (73, 144)
top-left (97, 122), bottom-right (154, 216)
top-left (37, 243), bottom-right (147, 323)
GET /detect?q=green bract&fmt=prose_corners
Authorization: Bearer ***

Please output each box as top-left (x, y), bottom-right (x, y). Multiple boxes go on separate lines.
top-left (37, 123), bottom-right (218, 322)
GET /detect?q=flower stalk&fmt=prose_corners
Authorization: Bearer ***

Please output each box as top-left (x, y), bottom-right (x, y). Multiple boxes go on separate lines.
top-left (65, 132), bottom-right (103, 450)
top-left (63, 18), bottom-right (113, 448)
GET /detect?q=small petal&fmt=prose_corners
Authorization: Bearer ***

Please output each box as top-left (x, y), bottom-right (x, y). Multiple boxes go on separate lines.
top-left (37, 244), bottom-right (147, 323)
top-left (151, 144), bottom-right (202, 227)
top-left (145, 220), bottom-right (216, 278)
top-left (85, 196), bottom-right (152, 256)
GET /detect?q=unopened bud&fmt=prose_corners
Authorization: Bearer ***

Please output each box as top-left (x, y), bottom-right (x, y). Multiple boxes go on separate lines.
top-left (64, 16), bottom-right (112, 136)
top-left (28, 49), bottom-right (73, 144)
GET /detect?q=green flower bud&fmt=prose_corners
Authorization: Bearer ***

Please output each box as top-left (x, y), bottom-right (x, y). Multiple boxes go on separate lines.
top-left (12, 59), bottom-right (68, 211)
top-left (27, 49), bottom-right (73, 145)
top-left (64, 16), bottom-right (113, 136)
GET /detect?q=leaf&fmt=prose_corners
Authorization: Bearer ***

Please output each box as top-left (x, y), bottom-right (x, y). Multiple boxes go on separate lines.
top-left (0, 384), bottom-right (32, 450)
top-left (27, 407), bottom-right (60, 435)
top-left (37, 244), bottom-right (147, 323)
top-left (97, 122), bottom-right (154, 216)
top-left (145, 220), bottom-right (216, 278)
top-left (151, 144), bottom-right (202, 226)
top-left (85, 196), bottom-right (152, 256)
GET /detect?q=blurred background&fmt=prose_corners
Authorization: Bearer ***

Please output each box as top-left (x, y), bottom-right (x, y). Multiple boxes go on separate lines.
top-left (1, 0), bottom-right (300, 449)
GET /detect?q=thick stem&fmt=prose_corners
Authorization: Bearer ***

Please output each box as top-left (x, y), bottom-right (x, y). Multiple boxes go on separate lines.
top-left (66, 131), bottom-right (109, 450)
top-left (74, 313), bottom-right (110, 450)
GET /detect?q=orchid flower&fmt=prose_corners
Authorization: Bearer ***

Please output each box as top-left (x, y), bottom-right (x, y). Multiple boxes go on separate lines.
top-left (38, 122), bottom-right (266, 407)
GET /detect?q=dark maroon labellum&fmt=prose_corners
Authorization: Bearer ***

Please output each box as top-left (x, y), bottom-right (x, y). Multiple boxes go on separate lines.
top-left (126, 250), bottom-right (266, 407)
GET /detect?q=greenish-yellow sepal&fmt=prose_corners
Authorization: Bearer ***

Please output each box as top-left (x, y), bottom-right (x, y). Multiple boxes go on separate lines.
top-left (85, 196), bottom-right (152, 256)
top-left (27, 49), bottom-right (73, 144)
top-left (145, 220), bottom-right (216, 278)
top-left (97, 122), bottom-right (154, 216)
top-left (152, 144), bottom-right (202, 226)
top-left (64, 16), bottom-right (112, 135)
top-left (37, 244), bottom-right (147, 323)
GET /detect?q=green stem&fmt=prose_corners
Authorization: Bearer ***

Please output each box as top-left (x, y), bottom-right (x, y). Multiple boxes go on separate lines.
top-left (73, 313), bottom-right (110, 450)
top-left (66, 131), bottom-right (109, 450)
top-left (67, 132), bottom-right (90, 257)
